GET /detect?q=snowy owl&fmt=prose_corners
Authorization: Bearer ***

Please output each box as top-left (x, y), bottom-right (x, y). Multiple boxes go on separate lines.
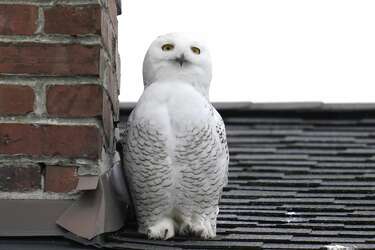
top-left (123, 33), bottom-right (229, 240)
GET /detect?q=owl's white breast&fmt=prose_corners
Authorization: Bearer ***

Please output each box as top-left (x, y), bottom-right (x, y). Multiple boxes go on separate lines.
top-left (133, 80), bottom-right (212, 132)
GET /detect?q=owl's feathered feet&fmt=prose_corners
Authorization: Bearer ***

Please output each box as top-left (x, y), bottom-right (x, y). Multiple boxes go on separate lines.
top-left (178, 214), bottom-right (216, 239)
top-left (190, 219), bottom-right (215, 239)
top-left (146, 217), bottom-right (175, 240)
top-left (144, 214), bottom-right (215, 240)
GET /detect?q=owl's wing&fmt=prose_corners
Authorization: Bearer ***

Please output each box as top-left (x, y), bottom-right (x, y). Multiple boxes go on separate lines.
top-left (122, 110), bottom-right (173, 232)
top-left (211, 105), bottom-right (229, 186)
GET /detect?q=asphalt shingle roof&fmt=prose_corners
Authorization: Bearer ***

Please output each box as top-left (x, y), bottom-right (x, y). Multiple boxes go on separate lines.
top-left (104, 103), bottom-right (375, 250)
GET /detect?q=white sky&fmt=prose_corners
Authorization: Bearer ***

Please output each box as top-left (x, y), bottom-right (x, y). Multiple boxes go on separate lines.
top-left (118, 0), bottom-right (375, 103)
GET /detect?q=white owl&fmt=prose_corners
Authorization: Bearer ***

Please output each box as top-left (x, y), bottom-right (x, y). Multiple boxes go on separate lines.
top-left (123, 33), bottom-right (229, 240)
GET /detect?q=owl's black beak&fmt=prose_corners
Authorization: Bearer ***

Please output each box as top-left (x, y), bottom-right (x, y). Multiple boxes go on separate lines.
top-left (175, 54), bottom-right (187, 67)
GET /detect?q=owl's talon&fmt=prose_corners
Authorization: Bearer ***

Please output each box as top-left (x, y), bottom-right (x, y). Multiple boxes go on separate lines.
top-left (146, 217), bottom-right (175, 240)
top-left (178, 222), bottom-right (192, 236)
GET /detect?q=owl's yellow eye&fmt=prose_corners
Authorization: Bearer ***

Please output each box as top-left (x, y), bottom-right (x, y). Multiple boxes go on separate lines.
top-left (191, 46), bottom-right (201, 55)
top-left (161, 44), bottom-right (174, 51)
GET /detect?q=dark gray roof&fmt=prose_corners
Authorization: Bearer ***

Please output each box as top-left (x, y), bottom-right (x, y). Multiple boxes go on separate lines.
top-left (106, 103), bottom-right (375, 250)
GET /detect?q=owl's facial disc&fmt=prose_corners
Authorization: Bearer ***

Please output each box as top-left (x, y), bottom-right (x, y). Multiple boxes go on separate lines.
top-left (143, 33), bottom-right (212, 97)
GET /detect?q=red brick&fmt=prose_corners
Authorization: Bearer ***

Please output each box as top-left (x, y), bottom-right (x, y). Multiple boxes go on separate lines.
top-left (0, 5), bottom-right (38, 35)
top-left (47, 84), bottom-right (103, 117)
top-left (44, 166), bottom-right (78, 193)
top-left (0, 85), bottom-right (34, 115)
top-left (44, 5), bottom-right (101, 35)
top-left (0, 43), bottom-right (100, 76)
top-left (0, 124), bottom-right (101, 159)
top-left (0, 164), bottom-right (40, 192)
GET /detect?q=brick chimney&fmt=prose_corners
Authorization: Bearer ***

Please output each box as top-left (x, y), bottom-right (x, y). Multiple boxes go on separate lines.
top-left (0, 0), bottom-right (121, 228)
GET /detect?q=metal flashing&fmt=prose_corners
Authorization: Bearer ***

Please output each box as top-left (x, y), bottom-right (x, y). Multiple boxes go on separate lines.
top-left (0, 200), bottom-right (73, 236)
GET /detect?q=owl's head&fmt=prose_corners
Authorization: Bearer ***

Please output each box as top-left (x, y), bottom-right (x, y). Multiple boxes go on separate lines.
top-left (143, 33), bottom-right (212, 98)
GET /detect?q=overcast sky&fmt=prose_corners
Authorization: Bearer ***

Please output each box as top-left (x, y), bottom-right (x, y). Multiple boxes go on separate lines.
top-left (118, 0), bottom-right (375, 103)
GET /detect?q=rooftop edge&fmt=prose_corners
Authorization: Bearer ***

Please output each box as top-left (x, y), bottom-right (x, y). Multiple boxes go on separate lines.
top-left (120, 102), bottom-right (375, 112)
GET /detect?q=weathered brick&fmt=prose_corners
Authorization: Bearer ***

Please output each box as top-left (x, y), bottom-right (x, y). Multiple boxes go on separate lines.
top-left (45, 166), bottom-right (78, 193)
top-left (0, 43), bottom-right (100, 76)
top-left (0, 5), bottom-right (38, 35)
top-left (107, 65), bottom-right (119, 120)
top-left (0, 85), bottom-right (34, 115)
top-left (47, 84), bottom-right (102, 117)
top-left (44, 5), bottom-right (101, 35)
top-left (0, 124), bottom-right (101, 159)
top-left (0, 164), bottom-right (40, 192)
top-left (102, 93), bottom-right (114, 151)
top-left (101, 12), bottom-right (112, 58)
top-left (116, 51), bottom-right (121, 94)
top-left (108, 0), bottom-right (118, 33)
